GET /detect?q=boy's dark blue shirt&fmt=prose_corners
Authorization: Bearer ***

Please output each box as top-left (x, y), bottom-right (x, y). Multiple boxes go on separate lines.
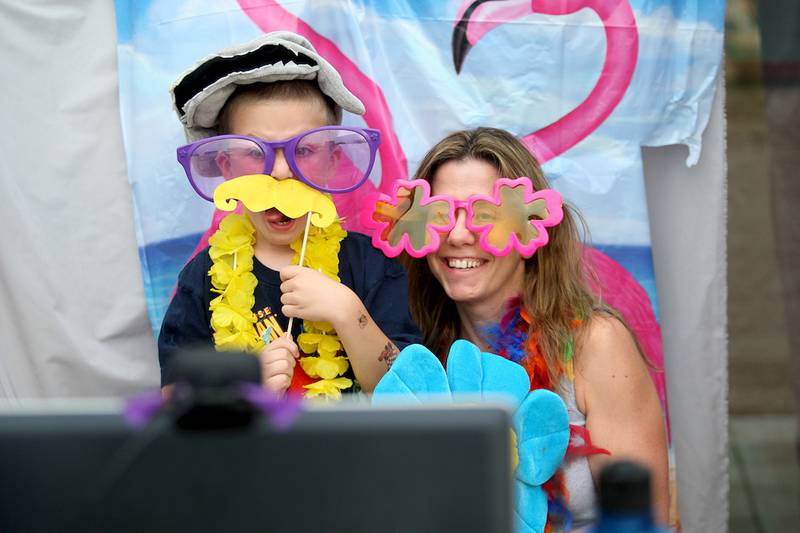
top-left (158, 231), bottom-right (422, 385)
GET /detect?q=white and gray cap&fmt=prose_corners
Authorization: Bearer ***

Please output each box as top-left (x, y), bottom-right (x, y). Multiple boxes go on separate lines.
top-left (170, 31), bottom-right (365, 141)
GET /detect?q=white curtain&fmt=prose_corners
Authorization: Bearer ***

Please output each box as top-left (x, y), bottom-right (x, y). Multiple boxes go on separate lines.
top-left (0, 0), bottom-right (159, 397)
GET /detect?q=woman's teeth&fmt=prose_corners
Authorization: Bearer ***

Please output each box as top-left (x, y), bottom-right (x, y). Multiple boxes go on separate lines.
top-left (448, 258), bottom-right (483, 269)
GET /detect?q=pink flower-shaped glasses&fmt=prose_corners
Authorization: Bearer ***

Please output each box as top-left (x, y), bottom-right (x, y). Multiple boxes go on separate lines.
top-left (362, 178), bottom-right (564, 258)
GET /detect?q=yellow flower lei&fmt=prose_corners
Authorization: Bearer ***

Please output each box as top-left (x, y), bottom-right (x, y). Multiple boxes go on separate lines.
top-left (208, 214), bottom-right (263, 353)
top-left (207, 212), bottom-right (351, 399)
top-left (290, 221), bottom-right (353, 400)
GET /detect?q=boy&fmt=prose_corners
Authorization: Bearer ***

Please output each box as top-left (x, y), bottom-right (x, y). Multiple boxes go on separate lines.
top-left (159, 31), bottom-right (420, 396)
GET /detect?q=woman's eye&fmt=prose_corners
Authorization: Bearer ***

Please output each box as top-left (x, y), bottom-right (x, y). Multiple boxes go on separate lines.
top-left (474, 209), bottom-right (496, 223)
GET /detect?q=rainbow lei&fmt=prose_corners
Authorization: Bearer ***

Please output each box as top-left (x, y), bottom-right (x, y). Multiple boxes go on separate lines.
top-left (207, 212), bottom-right (351, 399)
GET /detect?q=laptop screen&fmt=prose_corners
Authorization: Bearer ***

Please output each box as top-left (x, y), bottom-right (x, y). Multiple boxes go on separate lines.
top-left (0, 401), bottom-right (513, 533)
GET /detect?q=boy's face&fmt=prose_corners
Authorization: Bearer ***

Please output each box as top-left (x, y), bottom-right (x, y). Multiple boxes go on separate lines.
top-left (225, 96), bottom-right (331, 250)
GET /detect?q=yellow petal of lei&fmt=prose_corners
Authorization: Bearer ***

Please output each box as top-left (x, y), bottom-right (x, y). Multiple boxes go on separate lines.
top-left (303, 377), bottom-right (354, 400)
top-left (316, 344), bottom-right (341, 360)
top-left (208, 243), bottom-right (254, 264)
top-left (297, 330), bottom-right (342, 359)
top-left (208, 261), bottom-right (235, 287)
top-left (318, 335), bottom-right (342, 355)
top-left (210, 303), bottom-right (255, 332)
top-left (218, 212), bottom-right (256, 236)
top-left (221, 272), bottom-right (258, 309)
top-left (300, 355), bottom-right (350, 380)
top-left (208, 214), bottom-right (255, 254)
top-left (208, 251), bottom-right (254, 287)
top-left (214, 327), bottom-right (261, 352)
top-left (208, 236), bottom-right (253, 256)
top-left (297, 332), bottom-right (323, 353)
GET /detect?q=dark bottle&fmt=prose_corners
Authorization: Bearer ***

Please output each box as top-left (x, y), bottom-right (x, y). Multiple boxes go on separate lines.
top-left (589, 461), bottom-right (669, 533)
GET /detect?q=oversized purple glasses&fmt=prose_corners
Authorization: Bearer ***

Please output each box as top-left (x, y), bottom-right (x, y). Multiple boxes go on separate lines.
top-left (176, 126), bottom-right (381, 200)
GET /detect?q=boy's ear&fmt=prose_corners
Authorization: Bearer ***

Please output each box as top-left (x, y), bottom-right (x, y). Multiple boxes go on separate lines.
top-left (216, 152), bottom-right (232, 180)
top-left (330, 144), bottom-right (342, 164)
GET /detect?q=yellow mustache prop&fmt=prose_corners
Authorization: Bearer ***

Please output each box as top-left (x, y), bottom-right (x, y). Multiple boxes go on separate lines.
top-left (213, 174), bottom-right (337, 228)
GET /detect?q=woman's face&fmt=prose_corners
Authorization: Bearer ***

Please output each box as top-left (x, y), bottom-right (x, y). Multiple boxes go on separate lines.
top-left (426, 158), bottom-right (525, 314)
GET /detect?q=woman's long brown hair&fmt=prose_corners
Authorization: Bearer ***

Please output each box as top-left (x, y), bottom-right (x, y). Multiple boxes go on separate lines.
top-left (403, 128), bottom-right (601, 387)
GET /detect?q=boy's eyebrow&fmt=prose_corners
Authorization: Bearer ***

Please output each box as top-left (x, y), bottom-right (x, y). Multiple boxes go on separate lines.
top-left (173, 44), bottom-right (317, 117)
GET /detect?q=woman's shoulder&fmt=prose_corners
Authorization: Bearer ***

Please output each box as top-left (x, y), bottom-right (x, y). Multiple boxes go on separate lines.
top-left (580, 312), bottom-right (635, 350)
top-left (573, 313), bottom-right (652, 411)
top-left (575, 314), bottom-right (645, 372)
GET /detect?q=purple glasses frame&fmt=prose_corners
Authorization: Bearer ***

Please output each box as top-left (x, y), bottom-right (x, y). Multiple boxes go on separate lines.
top-left (176, 126), bottom-right (381, 200)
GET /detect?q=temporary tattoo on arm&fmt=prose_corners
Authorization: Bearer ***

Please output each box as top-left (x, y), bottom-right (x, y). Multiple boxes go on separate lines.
top-left (358, 313), bottom-right (368, 329)
top-left (378, 342), bottom-right (400, 367)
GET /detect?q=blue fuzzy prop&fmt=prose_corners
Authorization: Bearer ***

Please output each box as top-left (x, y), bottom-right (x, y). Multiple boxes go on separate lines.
top-left (373, 340), bottom-right (570, 533)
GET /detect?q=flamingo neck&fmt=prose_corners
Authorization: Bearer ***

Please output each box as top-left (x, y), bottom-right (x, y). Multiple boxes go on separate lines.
top-left (526, 0), bottom-right (639, 162)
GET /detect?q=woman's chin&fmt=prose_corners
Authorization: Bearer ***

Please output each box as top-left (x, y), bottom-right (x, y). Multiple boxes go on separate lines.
top-left (443, 285), bottom-right (483, 305)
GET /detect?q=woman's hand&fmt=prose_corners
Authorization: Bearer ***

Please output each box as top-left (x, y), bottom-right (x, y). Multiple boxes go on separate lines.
top-left (259, 333), bottom-right (300, 396)
top-left (279, 265), bottom-right (357, 326)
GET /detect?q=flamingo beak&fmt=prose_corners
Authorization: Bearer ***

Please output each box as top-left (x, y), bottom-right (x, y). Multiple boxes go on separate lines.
top-left (452, 12), bottom-right (473, 74)
top-left (452, 0), bottom-right (500, 74)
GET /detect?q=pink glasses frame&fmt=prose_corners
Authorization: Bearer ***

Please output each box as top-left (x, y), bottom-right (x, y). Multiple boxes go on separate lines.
top-left (362, 177), bottom-right (564, 258)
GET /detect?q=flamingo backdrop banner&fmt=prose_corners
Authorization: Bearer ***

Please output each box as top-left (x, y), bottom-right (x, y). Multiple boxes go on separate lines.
top-left (115, 1), bottom-right (724, 523)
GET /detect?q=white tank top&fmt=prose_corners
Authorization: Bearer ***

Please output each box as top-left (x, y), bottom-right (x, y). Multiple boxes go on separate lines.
top-left (560, 378), bottom-right (598, 530)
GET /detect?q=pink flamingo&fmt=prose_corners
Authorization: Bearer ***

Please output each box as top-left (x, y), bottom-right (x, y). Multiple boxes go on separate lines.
top-left (184, 0), bottom-right (667, 431)
top-left (453, 0), bottom-right (638, 163)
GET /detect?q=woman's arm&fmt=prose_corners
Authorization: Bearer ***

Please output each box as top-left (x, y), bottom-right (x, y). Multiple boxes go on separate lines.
top-left (573, 315), bottom-right (669, 525)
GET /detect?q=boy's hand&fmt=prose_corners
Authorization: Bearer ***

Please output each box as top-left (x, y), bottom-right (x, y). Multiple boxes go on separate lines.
top-left (279, 265), bottom-right (355, 326)
top-left (259, 333), bottom-right (300, 396)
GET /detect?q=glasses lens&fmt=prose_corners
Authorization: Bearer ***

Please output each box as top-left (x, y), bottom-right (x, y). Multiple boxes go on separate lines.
top-left (294, 129), bottom-right (373, 191)
top-left (427, 202), bottom-right (452, 227)
top-left (386, 186), bottom-right (450, 251)
top-left (472, 193), bottom-right (530, 252)
top-left (189, 138), bottom-right (265, 199)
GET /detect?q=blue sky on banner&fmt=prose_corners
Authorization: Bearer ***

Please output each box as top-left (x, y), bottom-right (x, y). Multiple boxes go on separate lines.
top-left (116, 1), bottom-right (724, 39)
top-left (115, 0), bottom-right (724, 247)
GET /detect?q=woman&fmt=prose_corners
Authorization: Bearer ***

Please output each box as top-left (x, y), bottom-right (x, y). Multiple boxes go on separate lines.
top-left (402, 128), bottom-right (668, 529)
